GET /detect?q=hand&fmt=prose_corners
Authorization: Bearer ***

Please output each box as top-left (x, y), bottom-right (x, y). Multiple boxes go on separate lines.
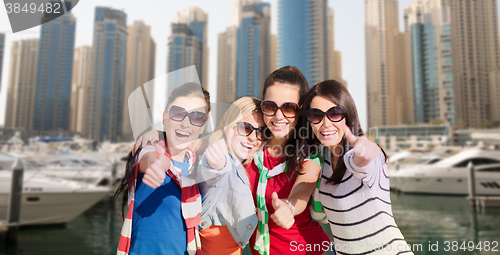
top-left (270, 192), bottom-right (295, 229)
top-left (205, 128), bottom-right (233, 170)
top-left (341, 124), bottom-right (381, 167)
top-left (133, 130), bottom-right (160, 156)
top-left (142, 145), bottom-right (171, 189)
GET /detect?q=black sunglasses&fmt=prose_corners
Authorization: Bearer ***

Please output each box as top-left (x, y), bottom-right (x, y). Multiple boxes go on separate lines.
top-left (306, 106), bottom-right (346, 124)
top-left (168, 105), bottom-right (207, 127)
top-left (260, 100), bottom-right (300, 118)
top-left (236, 122), bottom-right (267, 141)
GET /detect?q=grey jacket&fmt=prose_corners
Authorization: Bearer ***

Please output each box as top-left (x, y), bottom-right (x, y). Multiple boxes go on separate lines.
top-left (198, 153), bottom-right (258, 248)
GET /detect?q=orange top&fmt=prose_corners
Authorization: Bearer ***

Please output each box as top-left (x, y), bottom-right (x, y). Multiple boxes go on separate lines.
top-left (199, 225), bottom-right (242, 255)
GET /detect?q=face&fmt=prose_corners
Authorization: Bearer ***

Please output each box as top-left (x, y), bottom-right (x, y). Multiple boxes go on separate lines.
top-left (163, 96), bottom-right (207, 153)
top-left (230, 112), bottom-right (265, 161)
top-left (263, 83), bottom-right (301, 139)
top-left (309, 96), bottom-right (346, 148)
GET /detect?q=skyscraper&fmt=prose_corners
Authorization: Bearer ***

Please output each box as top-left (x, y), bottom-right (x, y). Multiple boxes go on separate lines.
top-left (87, 7), bottom-right (127, 142)
top-left (167, 7), bottom-right (209, 90)
top-left (365, 0), bottom-right (409, 127)
top-left (447, 0), bottom-right (500, 128)
top-left (70, 45), bottom-right (92, 134)
top-left (0, 33), bottom-right (4, 93)
top-left (217, 26), bottom-right (237, 103)
top-left (236, 1), bottom-right (271, 98)
top-left (270, 34), bottom-right (278, 71)
top-left (32, 7), bottom-right (76, 131)
top-left (216, 0), bottom-right (271, 102)
top-left (278, 0), bottom-right (329, 86)
top-left (327, 8), bottom-right (347, 87)
top-left (404, 0), bottom-right (455, 125)
top-left (5, 39), bottom-right (39, 129)
top-left (122, 21), bottom-right (156, 141)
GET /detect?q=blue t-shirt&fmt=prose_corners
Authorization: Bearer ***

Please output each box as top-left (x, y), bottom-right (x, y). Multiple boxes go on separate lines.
top-left (129, 158), bottom-right (190, 255)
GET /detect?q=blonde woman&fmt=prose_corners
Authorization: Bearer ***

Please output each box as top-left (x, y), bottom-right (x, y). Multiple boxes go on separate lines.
top-left (197, 96), bottom-right (267, 255)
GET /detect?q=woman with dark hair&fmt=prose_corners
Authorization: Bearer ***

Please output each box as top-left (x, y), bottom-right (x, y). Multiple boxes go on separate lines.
top-left (274, 80), bottom-right (413, 254)
top-left (245, 66), bottom-right (330, 255)
top-left (114, 82), bottom-right (210, 255)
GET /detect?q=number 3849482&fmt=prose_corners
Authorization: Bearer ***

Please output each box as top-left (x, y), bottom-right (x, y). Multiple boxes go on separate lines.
top-left (5, 2), bottom-right (62, 14)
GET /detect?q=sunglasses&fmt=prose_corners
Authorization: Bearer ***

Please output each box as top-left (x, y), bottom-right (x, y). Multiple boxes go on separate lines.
top-left (261, 100), bottom-right (300, 118)
top-left (168, 105), bottom-right (207, 127)
top-left (236, 122), bottom-right (267, 141)
top-left (306, 106), bottom-right (346, 124)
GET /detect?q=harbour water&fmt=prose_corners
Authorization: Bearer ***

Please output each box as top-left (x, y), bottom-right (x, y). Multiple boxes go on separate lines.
top-left (1, 192), bottom-right (499, 255)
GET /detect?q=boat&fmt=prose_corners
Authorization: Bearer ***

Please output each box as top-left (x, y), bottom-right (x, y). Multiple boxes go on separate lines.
top-left (389, 147), bottom-right (500, 196)
top-left (0, 156), bottom-right (109, 226)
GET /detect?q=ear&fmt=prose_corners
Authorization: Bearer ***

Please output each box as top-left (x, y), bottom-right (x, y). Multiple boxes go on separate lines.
top-left (162, 110), bottom-right (167, 126)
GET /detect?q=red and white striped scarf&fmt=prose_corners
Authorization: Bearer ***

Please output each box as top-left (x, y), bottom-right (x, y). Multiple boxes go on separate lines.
top-left (117, 144), bottom-right (202, 255)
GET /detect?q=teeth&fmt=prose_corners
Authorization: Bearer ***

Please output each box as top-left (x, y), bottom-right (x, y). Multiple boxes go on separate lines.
top-left (321, 131), bottom-right (337, 136)
top-left (241, 143), bottom-right (254, 149)
top-left (273, 122), bottom-right (287, 127)
top-left (176, 130), bottom-right (190, 137)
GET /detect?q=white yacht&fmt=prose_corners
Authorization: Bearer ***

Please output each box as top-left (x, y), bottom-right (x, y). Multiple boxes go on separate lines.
top-left (0, 155), bottom-right (109, 226)
top-left (389, 148), bottom-right (500, 196)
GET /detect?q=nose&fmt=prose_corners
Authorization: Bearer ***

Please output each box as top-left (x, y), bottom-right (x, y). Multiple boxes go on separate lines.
top-left (247, 131), bottom-right (258, 142)
top-left (321, 115), bottom-right (333, 128)
top-left (274, 108), bottom-right (285, 120)
top-left (180, 116), bottom-right (190, 128)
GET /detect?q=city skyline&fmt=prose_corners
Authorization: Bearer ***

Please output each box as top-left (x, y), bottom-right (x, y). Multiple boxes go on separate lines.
top-left (0, 0), bottom-right (499, 132)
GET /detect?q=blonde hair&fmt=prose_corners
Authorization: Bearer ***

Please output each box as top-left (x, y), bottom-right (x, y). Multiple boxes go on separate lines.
top-left (209, 96), bottom-right (262, 161)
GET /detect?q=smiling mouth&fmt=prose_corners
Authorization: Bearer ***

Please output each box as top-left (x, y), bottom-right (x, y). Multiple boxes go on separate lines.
top-left (175, 130), bottom-right (191, 138)
top-left (320, 130), bottom-right (338, 137)
top-left (241, 142), bottom-right (254, 150)
top-left (271, 121), bottom-right (288, 128)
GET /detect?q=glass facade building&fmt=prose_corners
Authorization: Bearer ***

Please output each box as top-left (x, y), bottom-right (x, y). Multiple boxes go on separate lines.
top-left (167, 7), bottom-right (208, 91)
top-left (33, 10), bottom-right (76, 131)
top-left (278, 0), bottom-right (328, 87)
top-left (407, 3), bottom-right (455, 125)
top-left (88, 7), bottom-right (128, 142)
top-left (236, 2), bottom-right (270, 98)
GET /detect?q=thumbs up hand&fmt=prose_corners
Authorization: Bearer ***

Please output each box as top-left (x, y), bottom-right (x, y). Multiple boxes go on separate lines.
top-left (340, 125), bottom-right (381, 167)
top-left (142, 145), bottom-right (171, 189)
top-left (205, 128), bottom-right (233, 170)
top-left (270, 192), bottom-right (295, 229)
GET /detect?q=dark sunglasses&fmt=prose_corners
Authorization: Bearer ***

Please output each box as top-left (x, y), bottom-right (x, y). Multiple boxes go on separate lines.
top-left (236, 122), bottom-right (267, 141)
top-left (168, 105), bottom-right (207, 127)
top-left (306, 106), bottom-right (346, 124)
top-left (260, 100), bottom-right (300, 118)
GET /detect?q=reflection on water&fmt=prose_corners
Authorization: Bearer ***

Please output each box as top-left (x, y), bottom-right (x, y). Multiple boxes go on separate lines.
top-left (391, 193), bottom-right (500, 255)
top-left (1, 193), bottom-right (499, 255)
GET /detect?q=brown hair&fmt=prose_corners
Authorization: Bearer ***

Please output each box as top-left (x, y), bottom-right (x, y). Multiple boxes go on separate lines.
top-left (262, 66), bottom-right (312, 175)
top-left (301, 80), bottom-right (387, 185)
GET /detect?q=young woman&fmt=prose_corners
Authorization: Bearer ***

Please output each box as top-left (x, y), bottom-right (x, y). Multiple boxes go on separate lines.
top-left (246, 66), bottom-right (330, 255)
top-left (298, 80), bottom-right (413, 254)
top-left (115, 82), bottom-right (210, 255)
top-left (197, 96), bottom-right (266, 255)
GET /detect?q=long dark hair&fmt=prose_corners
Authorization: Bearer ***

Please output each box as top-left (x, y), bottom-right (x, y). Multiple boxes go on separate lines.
top-left (262, 66), bottom-right (313, 176)
top-left (114, 82), bottom-right (210, 218)
top-left (301, 80), bottom-right (387, 185)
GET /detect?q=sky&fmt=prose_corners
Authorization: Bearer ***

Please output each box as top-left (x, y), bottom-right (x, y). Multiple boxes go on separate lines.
top-left (0, 0), bottom-right (499, 131)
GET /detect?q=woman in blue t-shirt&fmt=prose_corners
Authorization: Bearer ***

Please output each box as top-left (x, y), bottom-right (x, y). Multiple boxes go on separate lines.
top-left (115, 82), bottom-right (210, 255)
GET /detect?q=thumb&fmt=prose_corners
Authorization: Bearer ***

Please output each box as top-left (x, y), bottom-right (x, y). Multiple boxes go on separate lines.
top-left (341, 124), bottom-right (358, 146)
top-left (155, 144), bottom-right (165, 157)
top-left (271, 192), bottom-right (281, 210)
